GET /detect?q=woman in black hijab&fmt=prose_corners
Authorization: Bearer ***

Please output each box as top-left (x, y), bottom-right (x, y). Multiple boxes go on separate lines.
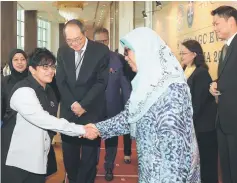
top-left (1, 49), bottom-right (28, 121)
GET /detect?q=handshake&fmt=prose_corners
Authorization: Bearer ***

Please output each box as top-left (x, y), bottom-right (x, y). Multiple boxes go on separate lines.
top-left (81, 123), bottom-right (101, 140)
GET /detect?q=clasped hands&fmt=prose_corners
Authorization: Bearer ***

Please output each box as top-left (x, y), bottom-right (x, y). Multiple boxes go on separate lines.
top-left (80, 124), bottom-right (100, 140)
top-left (71, 102), bottom-right (86, 117)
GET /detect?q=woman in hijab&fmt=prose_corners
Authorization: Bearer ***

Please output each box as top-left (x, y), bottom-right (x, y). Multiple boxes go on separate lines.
top-left (1, 49), bottom-right (28, 121)
top-left (84, 27), bottom-right (200, 182)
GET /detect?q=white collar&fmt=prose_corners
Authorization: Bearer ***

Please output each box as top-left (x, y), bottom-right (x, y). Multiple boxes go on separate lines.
top-left (226, 32), bottom-right (237, 46)
top-left (81, 38), bottom-right (88, 51)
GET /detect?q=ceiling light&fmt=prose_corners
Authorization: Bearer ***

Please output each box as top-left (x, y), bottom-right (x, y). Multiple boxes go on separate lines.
top-left (142, 10), bottom-right (147, 18)
top-left (54, 1), bottom-right (84, 21)
top-left (142, 2), bottom-right (162, 18)
top-left (155, 1), bottom-right (162, 7)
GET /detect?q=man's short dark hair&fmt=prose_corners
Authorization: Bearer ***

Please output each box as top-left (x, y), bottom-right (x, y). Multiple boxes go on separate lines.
top-left (28, 48), bottom-right (56, 69)
top-left (211, 6), bottom-right (237, 23)
top-left (63, 19), bottom-right (86, 36)
top-left (93, 27), bottom-right (109, 39)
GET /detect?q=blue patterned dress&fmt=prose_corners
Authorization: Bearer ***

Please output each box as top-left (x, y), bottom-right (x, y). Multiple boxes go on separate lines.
top-left (95, 83), bottom-right (200, 183)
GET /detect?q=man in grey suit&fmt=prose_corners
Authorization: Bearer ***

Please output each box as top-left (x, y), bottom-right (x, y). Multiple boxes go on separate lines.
top-left (94, 28), bottom-right (131, 181)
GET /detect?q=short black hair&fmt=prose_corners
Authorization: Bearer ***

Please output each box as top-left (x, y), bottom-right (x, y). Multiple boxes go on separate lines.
top-left (93, 27), bottom-right (109, 39)
top-left (28, 48), bottom-right (56, 69)
top-left (211, 6), bottom-right (237, 23)
top-left (63, 19), bottom-right (86, 36)
top-left (182, 39), bottom-right (208, 70)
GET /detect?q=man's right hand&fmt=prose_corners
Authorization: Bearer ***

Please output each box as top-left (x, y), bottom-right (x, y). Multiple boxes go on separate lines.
top-left (71, 102), bottom-right (86, 117)
top-left (209, 82), bottom-right (218, 96)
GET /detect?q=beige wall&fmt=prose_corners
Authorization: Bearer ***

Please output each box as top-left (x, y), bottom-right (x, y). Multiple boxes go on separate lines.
top-left (118, 1), bottom-right (134, 54)
top-left (103, 6), bottom-right (111, 48)
top-left (103, 7), bottom-right (110, 32)
top-left (50, 22), bottom-right (59, 56)
top-left (85, 26), bottom-right (94, 40)
top-left (153, 1), bottom-right (237, 80)
top-left (134, 1), bottom-right (145, 28)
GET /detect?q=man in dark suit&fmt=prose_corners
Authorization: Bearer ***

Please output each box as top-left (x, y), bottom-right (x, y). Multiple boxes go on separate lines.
top-left (94, 28), bottom-right (132, 181)
top-left (56, 19), bottom-right (110, 183)
top-left (209, 6), bottom-right (237, 183)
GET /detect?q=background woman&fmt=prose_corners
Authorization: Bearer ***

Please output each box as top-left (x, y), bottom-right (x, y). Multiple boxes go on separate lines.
top-left (181, 40), bottom-right (218, 183)
top-left (1, 49), bottom-right (28, 121)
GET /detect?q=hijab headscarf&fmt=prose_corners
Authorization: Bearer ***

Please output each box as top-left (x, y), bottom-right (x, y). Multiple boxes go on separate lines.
top-left (8, 49), bottom-right (28, 81)
top-left (120, 27), bottom-right (188, 138)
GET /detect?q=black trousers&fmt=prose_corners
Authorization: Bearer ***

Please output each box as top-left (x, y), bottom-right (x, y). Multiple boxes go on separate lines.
top-left (196, 130), bottom-right (218, 183)
top-left (62, 136), bottom-right (98, 183)
top-left (1, 165), bottom-right (45, 183)
top-left (104, 136), bottom-right (118, 171)
top-left (46, 144), bottom-right (57, 177)
top-left (123, 134), bottom-right (132, 156)
top-left (217, 126), bottom-right (237, 183)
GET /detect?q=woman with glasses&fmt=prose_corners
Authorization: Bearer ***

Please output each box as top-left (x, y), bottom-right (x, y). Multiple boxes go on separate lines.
top-left (1, 48), bottom-right (98, 183)
top-left (181, 40), bottom-right (218, 183)
top-left (84, 27), bottom-right (200, 183)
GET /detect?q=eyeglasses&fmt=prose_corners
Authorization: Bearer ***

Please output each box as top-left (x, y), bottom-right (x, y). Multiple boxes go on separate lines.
top-left (179, 52), bottom-right (192, 56)
top-left (66, 36), bottom-right (84, 45)
top-left (124, 48), bottom-right (130, 56)
top-left (38, 64), bottom-right (56, 71)
top-left (95, 39), bottom-right (109, 44)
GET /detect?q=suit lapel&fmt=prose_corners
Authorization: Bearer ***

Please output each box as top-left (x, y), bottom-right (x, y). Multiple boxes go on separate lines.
top-left (76, 40), bottom-right (96, 84)
top-left (217, 46), bottom-right (224, 77)
top-left (218, 35), bottom-right (237, 79)
top-left (65, 47), bottom-right (76, 83)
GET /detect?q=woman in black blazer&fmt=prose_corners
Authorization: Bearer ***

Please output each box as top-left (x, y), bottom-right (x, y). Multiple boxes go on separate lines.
top-left (181, 40), bottom-right (218, 183)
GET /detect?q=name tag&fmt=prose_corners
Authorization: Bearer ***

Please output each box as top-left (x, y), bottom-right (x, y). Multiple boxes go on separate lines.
top-left (50, 101), bottom-right (55, 107)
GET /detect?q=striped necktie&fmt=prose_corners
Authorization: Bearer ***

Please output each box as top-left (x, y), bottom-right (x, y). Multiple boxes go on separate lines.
top-left (75, 50), bottom-right (83, 79)
top-left (221, 44), bottom-right (228, 63)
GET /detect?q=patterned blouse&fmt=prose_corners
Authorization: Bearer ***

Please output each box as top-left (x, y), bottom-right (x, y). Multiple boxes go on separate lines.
top-left (96, 83), bottom-right (200, 183)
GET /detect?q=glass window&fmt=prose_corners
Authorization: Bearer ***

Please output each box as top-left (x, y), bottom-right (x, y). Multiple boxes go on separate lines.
top-left (17, 4), bottom-right (24, 50)
top-left (21, 22), bottom-right (24, 36)
top-left (37, 19), bottom-right (50, 49)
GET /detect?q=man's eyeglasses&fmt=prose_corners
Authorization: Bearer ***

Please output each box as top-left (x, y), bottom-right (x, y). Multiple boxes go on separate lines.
top-left (124, 48), bottom-right (130, 56)
top-left (38, 64), bottom-right (56, 71)
top-left (95, 39), bottom-right (109, 44)
top-left (66, 36), bottom-right (84, 45)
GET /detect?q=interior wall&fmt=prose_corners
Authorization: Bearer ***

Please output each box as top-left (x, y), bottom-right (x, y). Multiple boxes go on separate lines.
top-left (1, 1), bottom-right (17, 66)
top-left (153, 1), bottom-right (237, 80)
top-left (50, 22), bottom-right (59, 56)
top-left (134, 1), bottom-right (145, 28)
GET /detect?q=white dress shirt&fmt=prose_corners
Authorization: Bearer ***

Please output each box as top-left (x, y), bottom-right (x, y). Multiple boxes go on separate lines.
top-left (75, 38), bottom-right (88, 71)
